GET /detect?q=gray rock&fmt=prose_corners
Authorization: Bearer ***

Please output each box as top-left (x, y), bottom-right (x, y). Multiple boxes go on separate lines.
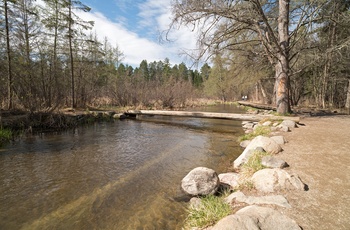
top-left (233, 136), bottom-right (282, 168)
top-left (262, 121), bottom-right (272, 126)
top-left (262, 156), bottom-right (289, 169)
top-left (270, 136), bottom-right (287, 145)
top-left (254, 147), bottom-right (265, 152)
top-left (243, 122), bottom-right (254, 129)
top-left (181, 167), bottom-right (220, 196)
top-left (189, 197), bottom-right (202, 210)
top-left (252, 168), bottom-right (306, 193)
top-left (281, 120), bottom-right (297, 129)
top-left (218, 173), bottom-right (240, 189)
top-left (253, 123), bottom-right (262, 130)
top-left (113, 113), bottom-right (127, 119)
top-left (212, 205), bottom-right (301, 230)
top-left (240, 140), bottom-right (251, 148)
top-left (211, 213), bottom-right (259, 230)
top-left (225, 191), bottom-right (292, 208)
top-left (277, 124), bottom-right (290, 132)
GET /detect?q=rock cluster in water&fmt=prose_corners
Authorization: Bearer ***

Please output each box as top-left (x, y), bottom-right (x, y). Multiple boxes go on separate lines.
top-left (181, 118), bottom-right (306, 229)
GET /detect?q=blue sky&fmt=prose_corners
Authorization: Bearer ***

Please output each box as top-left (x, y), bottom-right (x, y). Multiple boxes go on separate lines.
top-left (75, 0), bottom-right (199, 67)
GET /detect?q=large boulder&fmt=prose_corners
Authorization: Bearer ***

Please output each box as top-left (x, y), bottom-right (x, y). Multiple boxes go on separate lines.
top-left (181, 167), bottom-right (220, 196)
top-left (277, 124), bottom-right (290, 132)
top-left (252, 168), bottom-right (306, 193)
top-left (281, 120), bottom-right (297, 129)
top-left (212, 205), bottom-right (301, 230)
top-left (233, 136), bottom-right (282, 168)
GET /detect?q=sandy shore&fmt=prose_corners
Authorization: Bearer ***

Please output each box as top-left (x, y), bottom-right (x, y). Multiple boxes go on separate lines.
top-left (273, 115), bottom-right (350, 230)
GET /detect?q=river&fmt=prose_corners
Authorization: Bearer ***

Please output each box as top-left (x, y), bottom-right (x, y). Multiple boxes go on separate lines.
top-left (0, 104), bottom-right (244, 229)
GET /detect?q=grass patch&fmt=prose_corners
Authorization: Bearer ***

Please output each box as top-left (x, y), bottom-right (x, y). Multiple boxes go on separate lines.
top-left (238, 126), bottom-right (271, 142)
top-left (0, 128), bottom-right (13, 147)
top-left (258, 117), bottom-right (283, 125)
top-left (184, 195), bottom-right (232, 229)
top-left (238, 180), bottom-right (255, 191)
top-left (241, 150), bottom-right (271, 177)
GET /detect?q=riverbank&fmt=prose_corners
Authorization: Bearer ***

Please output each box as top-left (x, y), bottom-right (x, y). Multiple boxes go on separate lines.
top-left (186, 113), bottom-right (350, 229)
top-left (271, 115), bottom-right (350, 229)
top-left (0, 99), bottom-right (232, 146)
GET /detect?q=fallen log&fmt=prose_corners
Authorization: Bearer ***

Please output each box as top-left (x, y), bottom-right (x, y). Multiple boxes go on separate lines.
top-left (237, 101), bottom-right (277, 111)
top-left (125, 110), bottom-right (300, 123)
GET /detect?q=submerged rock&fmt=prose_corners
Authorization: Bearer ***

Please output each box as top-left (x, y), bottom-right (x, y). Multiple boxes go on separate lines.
top-left (181, 167), bottom-right (220, 196)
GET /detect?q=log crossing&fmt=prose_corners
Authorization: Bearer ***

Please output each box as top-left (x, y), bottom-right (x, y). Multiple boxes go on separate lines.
top-left (125, 110), bottom-right (300, 123)
top-left (237, 101), bottom-right (277, 111)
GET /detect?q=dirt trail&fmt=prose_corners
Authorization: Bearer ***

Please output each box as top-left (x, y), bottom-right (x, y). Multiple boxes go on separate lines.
top-left (276, 115), bottom-right (350, 230)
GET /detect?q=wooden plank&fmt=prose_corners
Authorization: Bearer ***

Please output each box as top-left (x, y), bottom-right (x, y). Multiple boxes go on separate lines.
top-left (125, 110), bottom-right (300, 123)
top-left (237, 101), bottom-right (277, 111)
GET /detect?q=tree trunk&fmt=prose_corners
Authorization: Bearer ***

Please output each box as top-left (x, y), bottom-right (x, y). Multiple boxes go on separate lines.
top-left (5, 0), bottom-right (13, 110)
top-left (345, 79), bottom-right (350, 114)
top-left (68, 0), bottom-right (76, 108)
top-left (23, 1), bottom-right (34, 110)
top-left (275, 0), bottom-right (291, 114)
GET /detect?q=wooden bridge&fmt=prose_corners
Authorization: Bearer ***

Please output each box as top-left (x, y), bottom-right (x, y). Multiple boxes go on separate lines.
top-left (124, 110), bottom-right (300, 123)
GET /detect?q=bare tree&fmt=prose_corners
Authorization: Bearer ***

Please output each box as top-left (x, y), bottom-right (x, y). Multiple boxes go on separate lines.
top-left (4, 0), bottom-right (13, 109)
top-left (170, 0), bottom-right (324, 114)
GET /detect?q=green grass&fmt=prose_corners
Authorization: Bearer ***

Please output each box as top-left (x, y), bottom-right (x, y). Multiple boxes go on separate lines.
top-left (184, 195), bottom-right (232, 229)
top-left (242, 150), bottom-right (271, 177)
top-left (0, 128), bottom-right (13, 146)
top-left (238, 180), bottom-right (255, 191)
top-left (238, 126), bottom-right (271, 142)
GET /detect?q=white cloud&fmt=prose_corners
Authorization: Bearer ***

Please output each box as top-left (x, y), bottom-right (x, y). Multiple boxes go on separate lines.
top-left (78, 11), bottom-right (166, 66)
top-left (78, 0), bottom-right (200, 67)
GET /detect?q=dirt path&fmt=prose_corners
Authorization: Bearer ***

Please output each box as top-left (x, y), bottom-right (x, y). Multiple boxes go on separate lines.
top-left (275, 115), bottom-right (350, 230)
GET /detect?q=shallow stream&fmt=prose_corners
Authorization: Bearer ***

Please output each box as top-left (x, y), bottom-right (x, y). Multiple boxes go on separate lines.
top-left (0, 104), bottom-right (244, 229)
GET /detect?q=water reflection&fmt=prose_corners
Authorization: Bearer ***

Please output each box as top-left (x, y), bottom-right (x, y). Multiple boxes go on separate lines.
top-left (0, 105), bottom-right (244, 229)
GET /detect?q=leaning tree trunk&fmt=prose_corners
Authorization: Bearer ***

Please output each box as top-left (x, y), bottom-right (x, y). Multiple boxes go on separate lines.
top-left (275, 0), bottom-right (291, 114)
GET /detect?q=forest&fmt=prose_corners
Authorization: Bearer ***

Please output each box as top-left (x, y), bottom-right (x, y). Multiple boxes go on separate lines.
top-left (1, 0), bottom-right (350, 114)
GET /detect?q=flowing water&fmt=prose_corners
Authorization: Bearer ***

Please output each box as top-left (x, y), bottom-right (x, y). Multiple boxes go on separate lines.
top-left (0, 104), bottom-right (244, 230)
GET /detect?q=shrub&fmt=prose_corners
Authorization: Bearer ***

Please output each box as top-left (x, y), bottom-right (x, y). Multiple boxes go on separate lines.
top-left (184, 195), bottom-right (232, 229)
top-left (0, 128), bottom-right (13, 146)
top-left (241, 150), bottom-right (271, 177)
